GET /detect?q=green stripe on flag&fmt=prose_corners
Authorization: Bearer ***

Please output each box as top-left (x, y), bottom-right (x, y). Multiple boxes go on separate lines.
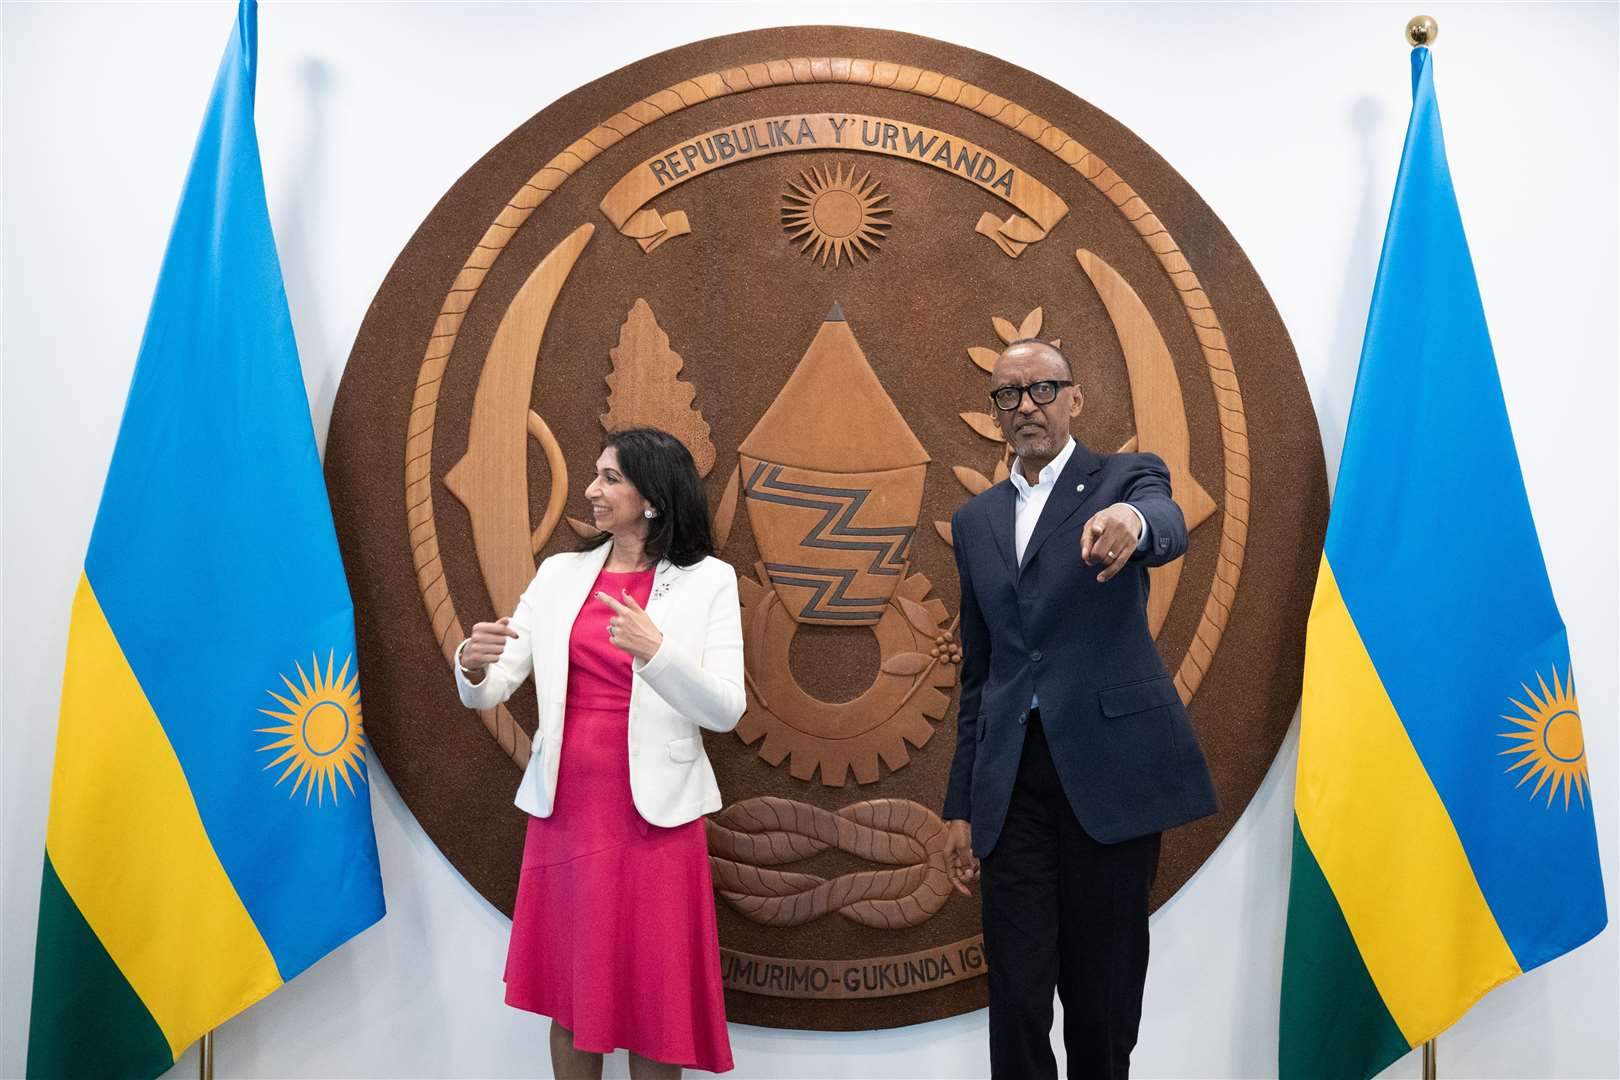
top-left (1281, 820), bottom-right (1410, 1080)
top-left (28, 853), bottom-right (173, 1080)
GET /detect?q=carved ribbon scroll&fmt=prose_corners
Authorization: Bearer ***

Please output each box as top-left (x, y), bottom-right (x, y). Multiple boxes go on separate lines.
top-left (599, 113), bottom-right (1068, 256)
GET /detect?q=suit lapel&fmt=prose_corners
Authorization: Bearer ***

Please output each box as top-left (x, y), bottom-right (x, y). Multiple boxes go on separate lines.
top-left (985, 481), bottom-right (1018, 579)
top-left (1019, 442), bottom-right (1105, 575)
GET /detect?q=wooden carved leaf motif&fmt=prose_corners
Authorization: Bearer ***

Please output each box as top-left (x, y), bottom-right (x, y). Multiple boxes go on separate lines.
top-left (934, 308), bottom-right (1043, 547)
top-left (601, 298), bottom-right (717, 477)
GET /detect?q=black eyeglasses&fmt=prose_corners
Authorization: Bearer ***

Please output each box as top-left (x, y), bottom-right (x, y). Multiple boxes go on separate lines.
top-left (989, 380), bottom-right (1073, 411)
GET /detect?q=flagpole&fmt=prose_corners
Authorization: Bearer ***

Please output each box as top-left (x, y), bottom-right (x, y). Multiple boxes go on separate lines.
top-left (199, 1030), bottom-right (214, 1080)
top-left (1408, 19), bottom-right (1440, 1076)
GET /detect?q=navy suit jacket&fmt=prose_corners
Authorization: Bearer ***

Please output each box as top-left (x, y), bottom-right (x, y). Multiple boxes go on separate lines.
top-left (941, 442), bottom-right (1218, 855)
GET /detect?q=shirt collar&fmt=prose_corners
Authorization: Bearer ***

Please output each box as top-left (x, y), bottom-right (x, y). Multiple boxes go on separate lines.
top-left (1009, 437), bottom-right (1077, 497)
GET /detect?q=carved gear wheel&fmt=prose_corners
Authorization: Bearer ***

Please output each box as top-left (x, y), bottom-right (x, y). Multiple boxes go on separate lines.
top-left (736, 566), bottom-right (958, 786)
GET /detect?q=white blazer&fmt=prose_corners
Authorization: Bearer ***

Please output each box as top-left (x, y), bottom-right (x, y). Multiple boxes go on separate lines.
top-left (454, 543), bottom-right (745, 827)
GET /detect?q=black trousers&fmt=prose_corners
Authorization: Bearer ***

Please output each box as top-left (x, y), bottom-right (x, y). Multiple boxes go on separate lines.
top-left (981, 710), bottom-right (1162, 1080)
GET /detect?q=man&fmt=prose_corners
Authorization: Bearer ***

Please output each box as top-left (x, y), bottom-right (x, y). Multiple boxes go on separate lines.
top-left (941, 339), bottom-right (1217, 1079)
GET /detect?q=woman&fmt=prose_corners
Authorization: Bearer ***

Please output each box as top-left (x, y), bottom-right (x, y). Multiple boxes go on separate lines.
top-left (454, 427), bottom-right (742, 1078)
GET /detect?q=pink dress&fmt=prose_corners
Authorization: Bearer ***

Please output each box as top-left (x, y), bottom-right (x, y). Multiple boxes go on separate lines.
top-left (504, 567), bottom-right (733, 1073)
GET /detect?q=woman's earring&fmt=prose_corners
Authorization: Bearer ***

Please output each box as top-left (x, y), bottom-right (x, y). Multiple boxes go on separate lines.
top-left (643, 508), bottom-right (657, 519)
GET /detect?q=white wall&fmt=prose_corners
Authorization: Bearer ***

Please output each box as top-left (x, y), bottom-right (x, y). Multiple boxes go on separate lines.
top-left (3, 3), bottom-right (1616, 1078)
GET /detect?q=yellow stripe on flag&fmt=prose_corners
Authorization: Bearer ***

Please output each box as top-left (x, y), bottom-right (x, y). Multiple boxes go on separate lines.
top-left (45, 575), bottom-right (282, 1057)
top-left (1296, 559), bottom-right (1521, 1045)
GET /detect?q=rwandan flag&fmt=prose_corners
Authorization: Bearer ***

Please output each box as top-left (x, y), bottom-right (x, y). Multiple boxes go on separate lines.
top-left (27, 3), bottom-right (385, 1077)
top-left (1279, 45), bottom-right (1606, 1080)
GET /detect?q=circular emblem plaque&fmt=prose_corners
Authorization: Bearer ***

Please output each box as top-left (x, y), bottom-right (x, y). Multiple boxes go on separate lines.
top-left (327, 26), bottom-right (1328, 1031)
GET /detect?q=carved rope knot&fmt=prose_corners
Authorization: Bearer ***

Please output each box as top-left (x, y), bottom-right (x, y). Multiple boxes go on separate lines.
top-left (707, 796), bottom-right (954, 929)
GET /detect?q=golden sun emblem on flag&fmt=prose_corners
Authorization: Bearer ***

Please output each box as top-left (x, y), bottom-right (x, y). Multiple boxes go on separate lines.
top-left (1499, 666), bottom-right (1589, 809)
top-left (257, 652), bottom-right (368, 805)
top-left (781, 164), bottom-right (891, 266)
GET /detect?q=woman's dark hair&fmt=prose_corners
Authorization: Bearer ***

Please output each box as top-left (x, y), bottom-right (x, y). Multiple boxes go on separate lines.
top-left (584, 427), bottom-right (714, 568)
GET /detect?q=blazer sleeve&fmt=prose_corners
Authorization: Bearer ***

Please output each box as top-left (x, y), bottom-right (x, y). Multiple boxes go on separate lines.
top-left (632, 561), bottom-right (746, 733)
top-left (942, 505), bottom-right (989, 821)
top-left (1124, 452), bottom-right (1189, 566)
top-left (453, 561), bottom-right (546, 710)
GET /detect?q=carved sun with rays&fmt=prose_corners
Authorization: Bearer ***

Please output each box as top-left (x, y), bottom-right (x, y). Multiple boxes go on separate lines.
top-left (782, 164), bottom-right (891, 267)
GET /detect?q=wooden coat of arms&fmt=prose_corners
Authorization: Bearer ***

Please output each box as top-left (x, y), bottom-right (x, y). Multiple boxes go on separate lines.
top-left (326, 26), bottom-right (1328, 1030)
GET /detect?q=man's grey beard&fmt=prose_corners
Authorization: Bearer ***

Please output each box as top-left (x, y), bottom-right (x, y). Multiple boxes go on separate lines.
top-left (1013, 429), bottom-right (1064, 463)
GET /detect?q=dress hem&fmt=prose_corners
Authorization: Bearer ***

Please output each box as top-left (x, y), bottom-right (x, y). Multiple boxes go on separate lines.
top-left (501, 995), bottom-right (735, 1074)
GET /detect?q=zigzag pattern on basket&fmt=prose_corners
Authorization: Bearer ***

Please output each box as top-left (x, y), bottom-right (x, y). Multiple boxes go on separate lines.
top-left (745, 462), bottom-right (914, 575)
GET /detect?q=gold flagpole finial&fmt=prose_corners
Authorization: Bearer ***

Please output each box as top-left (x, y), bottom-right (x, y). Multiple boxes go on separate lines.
top-left (1406, 15), bottom-right (1439, 47)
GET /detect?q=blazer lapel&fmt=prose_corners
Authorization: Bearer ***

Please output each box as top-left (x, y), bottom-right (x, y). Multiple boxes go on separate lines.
top-left (1019, 442), bottom-right (1105, 575)
top-left (644, 558), bottom-right (681, 626)
top-left (546, 541), bottom-right (612, 695)
top-left (986, 480), bottom-right (1018, 579)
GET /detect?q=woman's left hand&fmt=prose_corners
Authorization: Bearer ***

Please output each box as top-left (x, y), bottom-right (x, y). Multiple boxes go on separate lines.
top-left (597, 590), bottom-right (664, 663)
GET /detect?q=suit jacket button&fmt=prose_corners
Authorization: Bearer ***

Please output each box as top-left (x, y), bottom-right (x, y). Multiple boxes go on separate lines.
top-left (1018, 712), bottom-right (1027, 725)
top-left (1031, 650), bottom-right (1043, 662)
